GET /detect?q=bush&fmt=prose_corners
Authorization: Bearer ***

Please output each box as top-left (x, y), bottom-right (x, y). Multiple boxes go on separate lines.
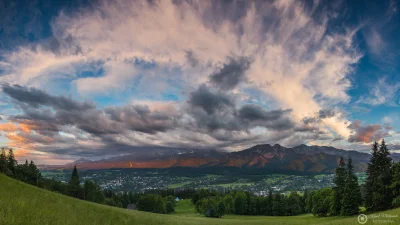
top-left (166, 201), bottom-right (175, 213)
top-left (311, 188), bottom-right (334, 217)
top-left (392, 196), bottom-right (400, 207)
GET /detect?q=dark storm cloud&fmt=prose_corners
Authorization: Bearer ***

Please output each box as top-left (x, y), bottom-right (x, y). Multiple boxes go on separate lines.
top-left (209, 57), bottom-right (250, 90)
top-left (104, 105), bottom-right (177, 134)
top-left (302, 117), bottom-right (319, 125)
top-left (238, 105), bottom-right (291, 121)
top-left (237, 105), bottom-right (294, 131)
top-left (188, 85), bottom-right (234, 114)
top-left (2, 84), bottom-right (176, 135)
top-left (187, 85), bottom-right (295, 132)
top-left (318, 109), bottom-right (335, 118)
top-left (2, 84), bottom-right (95, 110)
top-left (302, 108), bottom-right (336, 124)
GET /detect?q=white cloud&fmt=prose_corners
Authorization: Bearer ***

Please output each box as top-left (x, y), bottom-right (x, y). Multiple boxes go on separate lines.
top-left (357, 77), bottom-right (400, 106)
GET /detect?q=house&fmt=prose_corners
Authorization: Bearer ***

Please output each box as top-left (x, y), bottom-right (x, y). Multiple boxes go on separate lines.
top-left (127, 203), bottom-right (137, 210)
top-left (175, 197), bottom-right (180, 202)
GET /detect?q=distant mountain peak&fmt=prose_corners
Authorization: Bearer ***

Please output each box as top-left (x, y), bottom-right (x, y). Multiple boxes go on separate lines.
top-left (39, 144), bottom-right (400, 173)
top-left (296, 144), bottom-right (308, 148)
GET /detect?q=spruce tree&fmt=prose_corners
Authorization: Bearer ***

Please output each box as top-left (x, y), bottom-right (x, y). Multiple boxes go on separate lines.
top-left (68, 165), bottom-right (82, 198)
top-left (0, 148), bottom-right (8, 173)
top-left (7, 148), bottom-right (17, 175)
top-left (376, 140), bottom-right (393, 210)
top-left (29, 160), bottom-right (40, 186)
top-left (21, 160), bottom-right (29, 182)
top-left (365, 141), bottom-right (379, 211)
top-left (340, 157), bottom-right (362, 215)
top-left (332, 157), bottom-right (346, 215)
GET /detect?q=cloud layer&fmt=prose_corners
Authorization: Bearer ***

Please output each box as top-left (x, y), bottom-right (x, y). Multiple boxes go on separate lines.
top-left (1, 84), bottom-right (329, 160)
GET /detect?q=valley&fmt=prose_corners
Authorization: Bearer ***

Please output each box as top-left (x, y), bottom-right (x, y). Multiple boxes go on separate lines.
top-left (42, 168), bottom-right (366, 193)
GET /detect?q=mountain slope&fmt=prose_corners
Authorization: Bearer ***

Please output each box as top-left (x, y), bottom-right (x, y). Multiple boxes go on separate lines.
top-left (1, 174), bottom-right (399, 225)
top-left (40, 144), bottom-right (400, 173)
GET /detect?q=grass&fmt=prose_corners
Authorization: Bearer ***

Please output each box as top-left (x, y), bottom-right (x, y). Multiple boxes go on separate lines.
top-left (168, 181), bottom-right (192, 189)
top-left (1, 174), bottom-right (400, 225)
top-left (172, 199), bottom-right (202, 217)
top-left (212, 182), bottom-right (254, 187)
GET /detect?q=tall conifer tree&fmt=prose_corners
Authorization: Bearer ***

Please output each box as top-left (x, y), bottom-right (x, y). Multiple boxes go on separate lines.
top-left (365, 141), bottom-right (379, 211)
top-left (340, 157), bottom-right (362, 215)
top-left (7, 148), bottom-right (17, 175)
top-left (376, 140), bottom-right (393, 210)
top-left (332, 157), bottom-right (346, 215)
top-left (365, 140), bottom-right (393, 211)
top-left (68, 165), bottom-right (82, 198)
top-left (0, 148), bottom-right (7, 173)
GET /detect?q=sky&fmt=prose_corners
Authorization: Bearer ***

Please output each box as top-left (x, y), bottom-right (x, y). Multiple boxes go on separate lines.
top-left (0, 0), bottom-right (400, 164)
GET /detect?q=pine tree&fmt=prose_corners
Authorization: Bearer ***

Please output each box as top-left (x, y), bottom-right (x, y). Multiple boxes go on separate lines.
top-left (21, 160), bottom-right (30, 182)
top-left (340, 157), bottom-right (362, 215)
top-left (365, 141), bottom-right (379, 211)
top-left (29, 160), bottom-right (40, 186)
top-left (0, 148), bottom-right (8, 174)
top-left (68, 165), bottom-right (82, 198)
top-left (376, 140), bottom-right (393, 210)
top-left (332, 157), bottom-right (346, 215)
top-left (7, 148), bottom-right (17, 175)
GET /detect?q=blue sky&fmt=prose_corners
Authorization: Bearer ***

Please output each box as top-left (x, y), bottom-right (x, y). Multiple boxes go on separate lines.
top-left (0, 0), bottom-right (400, 164)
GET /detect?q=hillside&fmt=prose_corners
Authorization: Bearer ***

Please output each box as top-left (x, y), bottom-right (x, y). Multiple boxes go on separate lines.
top-left (1, 174), bottom-right (400, 225)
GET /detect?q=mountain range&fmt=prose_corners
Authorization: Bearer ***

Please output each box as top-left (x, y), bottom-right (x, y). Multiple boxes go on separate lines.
top-left (39, 144), bottom-right (400, 174)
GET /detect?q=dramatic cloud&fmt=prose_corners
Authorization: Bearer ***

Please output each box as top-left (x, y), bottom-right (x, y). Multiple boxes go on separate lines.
top-left (1, 84), bottom-right (328, 160)
top-left (302, 109), bottom-right (336, 124)
top-left (2, 84), bottom-right (95, 110)
top-left (348, 120), bottom-right (391, 143)
top-left (237, 105), bottom-right (294, 131)
top-left (0, 123), bottom-right (18, 132)
top-left (186, 85), bottom-right (295, 132)
top-left (209, 57), bottom-right (250, 90)
top-left (188, 85), bottom-right (234, 115)
top-left (2, 84), bottom-right (177, 135)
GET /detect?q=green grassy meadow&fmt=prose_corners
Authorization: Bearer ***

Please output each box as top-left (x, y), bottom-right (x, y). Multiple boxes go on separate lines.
top-left (1, 174), bottom-right (400, 225)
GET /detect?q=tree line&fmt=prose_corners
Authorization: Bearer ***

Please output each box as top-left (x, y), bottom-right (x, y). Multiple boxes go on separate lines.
top-left (0, 148), bottom-right (41, 186)
top-left (192, 189), bottom-right (306, 218)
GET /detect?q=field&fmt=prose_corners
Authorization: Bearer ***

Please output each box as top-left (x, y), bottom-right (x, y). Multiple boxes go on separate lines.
top-left (1, 174), bottom-right (399, 225)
